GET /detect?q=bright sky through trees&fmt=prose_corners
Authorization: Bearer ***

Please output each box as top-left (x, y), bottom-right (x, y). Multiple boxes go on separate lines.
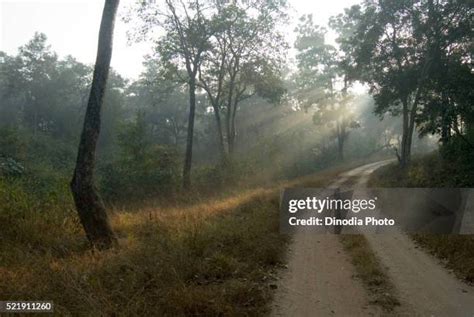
top-left (0, 0), bottom-right (360, 80)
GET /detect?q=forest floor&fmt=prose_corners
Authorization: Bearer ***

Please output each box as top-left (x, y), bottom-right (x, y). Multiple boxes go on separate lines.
top-left (3, 160), bottom-right (473, 315)
top-left (272, 161), bottom-right (474, 316)
top-left (0, 163), bottom-right (356, 316)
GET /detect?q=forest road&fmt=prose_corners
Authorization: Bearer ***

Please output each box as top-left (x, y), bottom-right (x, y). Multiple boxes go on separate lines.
top-left (271, 160), bottom-right (474, 317)
top-left (354, 163), bottom-right (474, 317)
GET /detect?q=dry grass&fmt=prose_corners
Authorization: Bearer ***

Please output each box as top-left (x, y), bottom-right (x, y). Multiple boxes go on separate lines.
top-left (340, 235), bottom-right (400, 312)
top-left (412, 234), bottom-right (474, 284)
top-left (0, 163), bottom-right (352, 316)
top-left (1, 191), bottom-right (286, 316)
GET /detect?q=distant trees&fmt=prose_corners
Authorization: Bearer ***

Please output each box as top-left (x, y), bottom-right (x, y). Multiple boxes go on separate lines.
top-left (161, 0), bottom-right (212, 189)
top-left (70, 0), bottom-right (120, 250)
top-left (127, 56), bottom-right (189, 147)
top-left (0, 33), bottom-right (127, 146)
top-left (198, 0), bottom-right (287, 159)
top-left (0, 33), bottom-right (84, 135)
top-left (294, 14), bottom-right (358, 161)
top-left (127, 0), bottom-right (288, 185)
top-left (128, 0), bottom-right (213, 189)
top-left (331, 0), bottom-right (473, 166)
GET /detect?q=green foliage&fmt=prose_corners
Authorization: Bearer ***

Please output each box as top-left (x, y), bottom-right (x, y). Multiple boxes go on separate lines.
top-left (127, 58), bottom-right (189, 146)
top-left (438, 136), bottom-right (474, 186)
top-left (26, 134), bottom-right (77, 171)
top-left (193, 159), bottom-right (255, 192)
top-left (128, 0), bottom-right (289, 161)
top-left (100, 145), bottom-right (180, 200)
top-left (0, 33), bottom-right (171, 204)
top-left (294, 14), bottom-right (360, 161)
top-left (332, 0), bottom-right (473, 154)
top-left (369, 139), bottom-right (474, 188)
top-left (294, 14), bottom-right (338, 109)
top-left (100, 114), bottom-right (181, 200)
top-left (0, 125), bottom-right (76, 183)
top-left (0, 157), bottom-right (24, 177)
top-left (0, 177), bottom-right (81, 254)
top-left (0, 127), bottom-right (26, 160)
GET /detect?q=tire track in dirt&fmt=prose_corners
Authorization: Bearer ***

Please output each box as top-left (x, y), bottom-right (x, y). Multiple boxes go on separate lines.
top-left (271, 162), bottom-right (391, 317)
top-left (354, 164), bottom-right (474, 317)
top-left (272, 160), bottom-right (474, 316)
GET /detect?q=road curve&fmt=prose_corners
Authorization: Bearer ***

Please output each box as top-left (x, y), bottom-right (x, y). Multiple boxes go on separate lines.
top-left (271, 160), bottom-right (474, 317)
top-left (356, 167), bottom-right (474, 317)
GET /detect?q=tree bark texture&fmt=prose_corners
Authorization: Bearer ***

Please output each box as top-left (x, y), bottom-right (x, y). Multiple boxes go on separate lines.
top-left (70, 0), bottom-right (119, 250)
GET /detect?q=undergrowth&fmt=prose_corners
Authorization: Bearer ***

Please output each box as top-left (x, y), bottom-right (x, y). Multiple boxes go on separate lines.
top-left (0, 162), bottom-right (359, 315)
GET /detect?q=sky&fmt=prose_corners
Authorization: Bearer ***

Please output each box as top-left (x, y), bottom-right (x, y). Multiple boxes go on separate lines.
top-left (0, 0), bottom-right (361, 80)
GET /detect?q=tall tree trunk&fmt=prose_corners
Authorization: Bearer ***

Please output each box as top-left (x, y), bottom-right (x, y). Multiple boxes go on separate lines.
top-left (440, 93), bottom-right (451, 143)
top-left (400, 93), bottom-right (419, 167)
top-left (228, 132), bottom-right (235, 155)
top-left (183, 77), bottom-right (196, 189)
top-left (336, 120), bottom-right (345, 161)
top-left (225, 59), bottom-right (238, 157)
top-left (212, 105), bottom-right (226, 160)
top-left (229, 92), bottom-right (240, 156)
top-left (225, 92), bottom-right (233, 156)
top-left (400, 98), bottom-right (410, 167)
top-left (70, 0), bottom-right (119, 250)
top-left (228, 110), bottom-right (236, 156)
top-left (406, 105), bottom-right (417, 163)
top-left (33, 106), bottom-right (38, 136)
top-left (406, 89), bottom-right (422, 166)
top-left (337, 136), bottom-right (344, 161)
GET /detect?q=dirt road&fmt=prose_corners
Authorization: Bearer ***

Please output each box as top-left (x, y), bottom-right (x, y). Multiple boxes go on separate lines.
top-left (271, 161), bottom-right (474, 317)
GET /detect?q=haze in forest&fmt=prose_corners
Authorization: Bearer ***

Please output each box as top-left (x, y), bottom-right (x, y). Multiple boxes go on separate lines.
top-left (0, 0), bottom-right (360, 79)
top-left (0, 0), bottom-right (472, 314)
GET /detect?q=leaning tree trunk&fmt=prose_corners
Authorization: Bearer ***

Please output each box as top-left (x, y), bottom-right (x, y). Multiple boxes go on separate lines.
top-left (70, 0), bottom-right (119, 250)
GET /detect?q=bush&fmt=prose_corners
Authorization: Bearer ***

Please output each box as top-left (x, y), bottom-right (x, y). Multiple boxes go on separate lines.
top-left (0, 178), bottom-right (82, 254)
top-left (100, 145), bottom-right (181, 201)
top-left (193, 159), bottom-right (256, 193)
top-left (370, 140), bottom-right (474, 188)
top-left (0, 127), bottom-right (27, 159)
top-left (438, 136), bottom-right (474, 186)
top-left (0, 156), bottom-right (25, 177)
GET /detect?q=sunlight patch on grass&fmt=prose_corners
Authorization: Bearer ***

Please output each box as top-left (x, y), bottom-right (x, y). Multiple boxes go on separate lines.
top-left (0, 163), bottom-right (355, 315)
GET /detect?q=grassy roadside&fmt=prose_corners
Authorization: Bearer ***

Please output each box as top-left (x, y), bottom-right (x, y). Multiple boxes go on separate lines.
top-left (340, 235), bottom-right (400, 312)
top-left (411, 234), bottom-right (474, 284)
top-left (368, 155), bottom-right (474, 285)
top-left (0, 188), bottom-right (287, 315)
top-left (0, 164), bottom-right (350, 315)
